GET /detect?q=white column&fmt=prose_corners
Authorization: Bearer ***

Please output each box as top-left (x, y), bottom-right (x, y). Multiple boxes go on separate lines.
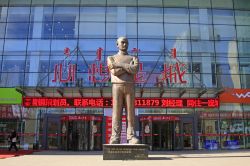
top-left (199, 9), bottom-right (213, 87)
top-left (28, 7), bottom-right (44, 86)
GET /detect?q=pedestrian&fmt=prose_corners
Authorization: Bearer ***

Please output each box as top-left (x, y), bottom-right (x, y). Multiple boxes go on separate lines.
top-left (8, 130), bottom-right (18, 151)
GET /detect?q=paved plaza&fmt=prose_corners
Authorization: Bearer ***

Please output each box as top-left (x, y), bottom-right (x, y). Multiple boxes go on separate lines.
top-left (1, 150), bottom-right (250, 166)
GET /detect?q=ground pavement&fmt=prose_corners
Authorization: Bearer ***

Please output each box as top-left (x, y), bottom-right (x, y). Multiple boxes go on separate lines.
top-left (0, 150), bottom-right (250, 166)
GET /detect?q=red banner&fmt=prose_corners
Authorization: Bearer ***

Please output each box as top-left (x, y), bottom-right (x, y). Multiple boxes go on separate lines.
top-left (23, 97), bottom-right (219, 108)
top-left (220, 88), bottom-right (250, 103)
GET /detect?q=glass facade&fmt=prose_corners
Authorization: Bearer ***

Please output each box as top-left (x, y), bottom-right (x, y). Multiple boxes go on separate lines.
top-left (0, 0), bottom-right (250, 151)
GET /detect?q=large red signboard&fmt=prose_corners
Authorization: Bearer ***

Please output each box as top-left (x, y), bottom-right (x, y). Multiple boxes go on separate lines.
top-left (23, 97), bottom-right (219, 108)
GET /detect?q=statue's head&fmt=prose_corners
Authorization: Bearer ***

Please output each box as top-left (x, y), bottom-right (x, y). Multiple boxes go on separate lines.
top-left (116, 36), bottom-right (128, 51)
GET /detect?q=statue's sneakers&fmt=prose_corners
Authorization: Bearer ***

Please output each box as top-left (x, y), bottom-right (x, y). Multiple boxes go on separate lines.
top-left (109, 138), bottom-right (120, 144)
top-left (128, 137), bottom-right (140, 144)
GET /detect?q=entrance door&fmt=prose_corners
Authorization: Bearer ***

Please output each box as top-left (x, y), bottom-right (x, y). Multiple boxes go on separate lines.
top-left (67, 121), bottom-right (89, 151)
top-left (181, 118), bottom-right (194, 150)
top-left (65, 118), bottom-right (102, 151)
top-left (46, 116), bottom-right (61, 150)
top-left (152, 121), bottom-right (174, 150)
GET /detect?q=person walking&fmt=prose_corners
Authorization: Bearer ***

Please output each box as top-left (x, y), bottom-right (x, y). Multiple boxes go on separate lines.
top-left (8, 130), bottom-right (18, 151)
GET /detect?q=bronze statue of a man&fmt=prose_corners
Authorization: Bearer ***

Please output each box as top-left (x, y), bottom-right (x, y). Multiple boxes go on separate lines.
top-left (107, 36), bottom-right (140, 144)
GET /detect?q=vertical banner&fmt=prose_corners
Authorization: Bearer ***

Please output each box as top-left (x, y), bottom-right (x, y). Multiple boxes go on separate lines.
top-left (121, 115), bottom-right (127, 144)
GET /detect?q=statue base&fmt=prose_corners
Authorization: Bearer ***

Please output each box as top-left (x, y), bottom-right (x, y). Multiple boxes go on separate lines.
top-left (103, 144), bottom-right (148, 160)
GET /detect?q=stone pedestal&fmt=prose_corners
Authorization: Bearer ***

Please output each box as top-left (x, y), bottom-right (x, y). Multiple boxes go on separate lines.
top-left (103, 144), bottom-right (148, 160)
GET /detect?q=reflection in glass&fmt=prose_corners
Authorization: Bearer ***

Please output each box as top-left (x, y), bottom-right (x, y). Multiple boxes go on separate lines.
top-left (6, 22), bottom-right (31, 39)
top-left (236, 26), bottom-right (250, 41)
top-left (0, 73), bottom-right (24, 87)
top-left (214, 25), bottom-right (236, 40)
top-left (165, 24), bottom-right (190, 40)
top-left (138, 23), bottom-right (163, 38)
top-left (164, 8), bottom-right (188, 23)
top-left (138, 8), bottom-right (163, 22)
top-left (215, 41), bottom-right (238, 57)
top-left (213, 10), bottom-right (235, 25)
top-left (190, 9), bottom-right (212, 24)
top-left (79, 22), bottom-right (105, 38)
top-left (7, 7), bottom-right (31, 22)
top-left (80, 7), bottom-right (105, 22)
top-left (235, 11), bottom-right (250, 25)
top-left (238, 42), bottom-right (250, 57)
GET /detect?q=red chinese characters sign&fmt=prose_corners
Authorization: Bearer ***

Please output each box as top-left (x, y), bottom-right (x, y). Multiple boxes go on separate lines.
top-left (140, 116), bottom-right (180, 121)
top-left (23, 97), bottom-right (219, 108)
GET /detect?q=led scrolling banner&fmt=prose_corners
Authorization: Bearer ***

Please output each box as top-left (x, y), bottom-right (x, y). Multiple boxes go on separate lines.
top-left (22, 97), bottom-right (219, 108)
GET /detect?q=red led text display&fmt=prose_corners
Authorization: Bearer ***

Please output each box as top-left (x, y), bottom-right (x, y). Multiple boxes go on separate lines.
top-left (23, 97), bottom-right (219, 108)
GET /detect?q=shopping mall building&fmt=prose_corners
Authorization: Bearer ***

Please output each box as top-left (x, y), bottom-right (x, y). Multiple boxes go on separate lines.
top-left (0, 0), bottom-right (250, 151)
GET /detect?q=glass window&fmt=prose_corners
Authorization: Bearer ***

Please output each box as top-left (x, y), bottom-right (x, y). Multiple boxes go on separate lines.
top-left (138, 39), bottom-right (164, 52)
top-left (217, 74), bottom-right (240, 88)
top-left (190, 9), bottom-right (212, 24)
top-left (54, 7), bottom-right (78, 22)
top-left (216, 57), bottom-right (239, 74)
top-left (42, 7), bottom-right (53, 22)
top-left (138, 23), bottom-right (163, 38)
top-left (9, 0), bottom-right (31, 6)
top-left (211, 0), bottom-right (233, 9)
top-left (164, 8), bottom-right (189, 23)
top-left (106, 23), bottom-right (137, 38)
top-left (237, 26), bottom-right (250, 41)
top-left (241, 75), bottom-right (250, 88)
top-left (106, 7), bottom-right (137, 22)
top-left (5, 22), bottom-right (30, 39)
top-left (165, 40), bottom-right (191, 57)
top-left (189, 0), bottom-right (211, 8)
top-left (234, 0), bottom-right (250, 10)
top-left (79, 39), bottom-right (105, 53)
top-left (138, 0), bottom-right (162, 7)
top-left (0, 0), bottom-right (9, 6)
top-left (213, 10), bottom-right (235, 25)
top-left (53, 21), bottom-right (77, 39)
top-left (235, 11), bottom-right (250, 26)
top-left (192, 56), bottom-right (215, 74)
top-left (4, 40), bottom-right (27, 52)
top-left (54, 0), bottom-right (80, 5)
top-left (138, 8), bottom-right (163, 23)
top-left (42, 7), bottom-right (79, 39)
top-left (0, 23), bottom-right (6, 38)
top-left (239, 58), bottom-right (250, 74)
top-left (7, 7), bottom-right (31, 22)
top-left (81, 0), bottom-right (106, 6)
top-left (51, 40), bottom-right (78, 54)
top-left (0, 7), bottom-right (8, 22)
top-left (0, 73), bottom-right (24, 87)
top-left (42, 21), bottom-right (52, 39)
top-left (32, 0), bottom-right (53, 6)
top-left (27, 39), bottom-right (51, 52)
top-left (214, 25), bottom-right (236, 40)
top-left (2, 56), bottom-right (25, 72)
top-left (80, 7), bottom-right (105, 22)
top-left (0, 39), bottom-right (3, 52)
top-left (107, 0), bottom-right (137, 6)
top-left (190, 24), bottom-right (213, 40)
top-left (79, 22), bottom-right (105, 38)
top-left (215, 41), bottom-right (238, 57)
top-left (163, 0), bottom-right (188, 8)
top-left (191, 41), bottom-right (215, 56)
top-left (238, 42), bottom-right (250, 57)
top-left (165, 23), bottom-right (190, 40)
